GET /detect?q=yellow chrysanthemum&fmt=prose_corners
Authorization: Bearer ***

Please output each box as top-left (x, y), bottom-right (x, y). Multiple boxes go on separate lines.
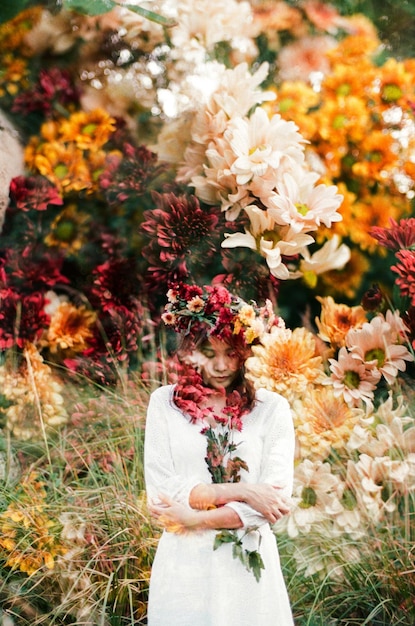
top-left (315, 295), bottom-right (367, 351)
top-left (45, 302), bottom-right (97, 355)
top-left (44, 204), bottom-right (90, 253)
top-left (292, 386), bottom-right (363, 461)
top-left (315, 95), bottom-right (369, 146)
top-left (264, 82), bottom-right (320, 139)
top-left (0, 343), bottom-right (68, 440)
top-left (59, 109), bottom-right (116, 150)
top-left (351, 131), bottom-right (398, 182)
top-left (25, 139), bottom-right (93, 193)
top-left (321, 61), bottom-right (376, 99)
top-left (245, 326), bottom-right (325, 403)
top-left (0, 7), bottom-right (43, 53)
top-left (0, 55), bottom-right (30, 97)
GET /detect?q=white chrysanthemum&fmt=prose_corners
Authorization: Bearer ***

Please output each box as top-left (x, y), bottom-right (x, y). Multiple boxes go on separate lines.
top-left (168, 0), bottom-right (256, 52)
top-left (281, 460), bottom-right (343, 539)
top-left (299, 235), bottom-right (351, 279)
top-left (192, 107), bottom-right (306, 218)
top-left (222, 205), bottom-right (314, 279)
top-left (267, 170), bottom-right (343, 233)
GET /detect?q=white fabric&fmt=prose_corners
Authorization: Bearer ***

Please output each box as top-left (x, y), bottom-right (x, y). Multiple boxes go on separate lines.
top-left (144, 384), bottom-right (295, 626)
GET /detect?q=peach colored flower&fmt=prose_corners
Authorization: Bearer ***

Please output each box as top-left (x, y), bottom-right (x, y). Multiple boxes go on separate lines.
top-left (346, 313), bottom-right (414, 385)
top-left (315, 295), bottom-right (367, 350)
top-left (277, 35), bottom-right (337, 82)
top-left (328, 346), bottom-right (380, 408)
top-left (245, 325), bottom-right (325, 403)
top-left (293, 386), bottom-right (363, 461)
top-left (44, 302), bottom-right (97, 354)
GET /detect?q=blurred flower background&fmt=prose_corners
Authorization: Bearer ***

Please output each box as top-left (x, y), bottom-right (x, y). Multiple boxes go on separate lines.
top-left (0, 0), bottom-right (414, 624)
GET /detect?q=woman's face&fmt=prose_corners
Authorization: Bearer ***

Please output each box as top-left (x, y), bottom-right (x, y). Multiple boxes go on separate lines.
top-left (196, 337), bottom-right (242, 390)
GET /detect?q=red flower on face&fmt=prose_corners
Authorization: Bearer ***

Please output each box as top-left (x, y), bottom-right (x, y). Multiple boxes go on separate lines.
top-left (393, 249), bottom-right (415, 306)
top-left (9, 176), bottom-right (63, 212)
top-left (370, 217), bottom-right (415, 251)
top-left (0, 288), bottom-right (49, 349)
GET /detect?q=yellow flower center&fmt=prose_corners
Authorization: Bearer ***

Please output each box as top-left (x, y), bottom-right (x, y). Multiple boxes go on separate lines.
top-left (382, 84), bottom-right (402, 102)
top-left (295, 202), bottom-right (309, 216)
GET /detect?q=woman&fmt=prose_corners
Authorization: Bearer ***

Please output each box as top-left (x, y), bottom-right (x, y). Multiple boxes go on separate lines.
top-left (144, 283), bottom-right (295, 626)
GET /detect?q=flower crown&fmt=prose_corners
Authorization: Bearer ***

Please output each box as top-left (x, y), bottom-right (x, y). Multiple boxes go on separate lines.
top-left (162, 282), bottom-right (280, 345)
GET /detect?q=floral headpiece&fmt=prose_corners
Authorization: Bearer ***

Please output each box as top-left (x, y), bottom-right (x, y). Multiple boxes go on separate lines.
top-left (162, 282), bottom-right (280, 345)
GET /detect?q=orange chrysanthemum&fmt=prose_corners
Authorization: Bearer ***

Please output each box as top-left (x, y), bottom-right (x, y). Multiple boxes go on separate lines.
top-left (325, 34), bottom-right (381, 67)
top-left (350, 192), bottom-right (411, 253)
top-left (351, 131), bottom-right (397, 182)
top-left (315, 295), bottom-right (367, 351)
top-left (320, 248), bottom-right (370, 300)
top-left (45, 302), bottom-right (97, 355)
top-left (245, 326), bottom-right (325, 403)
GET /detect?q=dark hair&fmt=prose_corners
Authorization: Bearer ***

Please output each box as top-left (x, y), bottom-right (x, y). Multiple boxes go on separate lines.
top-left (175, 330), bottom-right (257, 411)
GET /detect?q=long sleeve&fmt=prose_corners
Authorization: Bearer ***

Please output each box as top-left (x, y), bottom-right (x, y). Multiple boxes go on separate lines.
top-left (144, 386), bottom-right (206, 506)
top-left (225, 391), bottom-right (295, 529)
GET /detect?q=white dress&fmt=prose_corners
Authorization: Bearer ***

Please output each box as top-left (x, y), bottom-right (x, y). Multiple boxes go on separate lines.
top-left (144, 384), bottom-right (295, 626)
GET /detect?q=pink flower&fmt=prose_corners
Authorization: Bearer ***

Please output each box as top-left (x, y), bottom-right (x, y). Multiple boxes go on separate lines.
top-left (328, 346), bottom-right (380, 408)
top-left (9, 176), bottom-right (63, 212)
top-left (346, 313), bottom-right (414, 384)
top-left (370, 217), bottom-right (415, 251)
top-left (392, 249), bottom-right (415, 306)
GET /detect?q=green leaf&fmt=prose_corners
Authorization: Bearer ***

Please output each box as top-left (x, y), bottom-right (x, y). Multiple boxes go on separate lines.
top-left (61, 0), bottom-right (177, 26)
top-left (213, 530), bottom-right (237, 549)
top-left (122, 4), bottom-right (177, 27)
top-left (247, 550), bottom-right (265, 583)
top-left (62, 0), bottom-right (116, 16)
top-left (0, 0), bottom-right (32, 24)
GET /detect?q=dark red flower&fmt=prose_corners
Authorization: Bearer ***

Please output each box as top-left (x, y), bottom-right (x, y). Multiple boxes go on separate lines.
top-left (0, 288), bottom-right (49, 349)
top-left (3, 245), bottom-right (69, 291)
top-left (370, 218), bottom-right (415, 251)
top-left (361, 283), bottom-right (385, 312)
top-left (9, 175), bottom-right (63, 212)
top-left (88, 304), bottom-right (143, 359)
top-left (11, 68), bottom-right (80, 117)
top-left (99, 143), bottom-right (165, 205)
top-left (89, 258), bottom-right (143, 312)
top-left (141, 192), bottom-right (220, 264)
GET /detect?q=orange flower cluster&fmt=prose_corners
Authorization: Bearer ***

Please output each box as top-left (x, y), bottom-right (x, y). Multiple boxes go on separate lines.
top-left (265, 31), bottom-right (415, 300)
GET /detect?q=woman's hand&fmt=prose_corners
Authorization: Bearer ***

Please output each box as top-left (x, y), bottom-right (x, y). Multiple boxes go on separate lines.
top-left (148, 493), bottom-right (199, 534)
top-left (243, 484), bottom-right (291, 524)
